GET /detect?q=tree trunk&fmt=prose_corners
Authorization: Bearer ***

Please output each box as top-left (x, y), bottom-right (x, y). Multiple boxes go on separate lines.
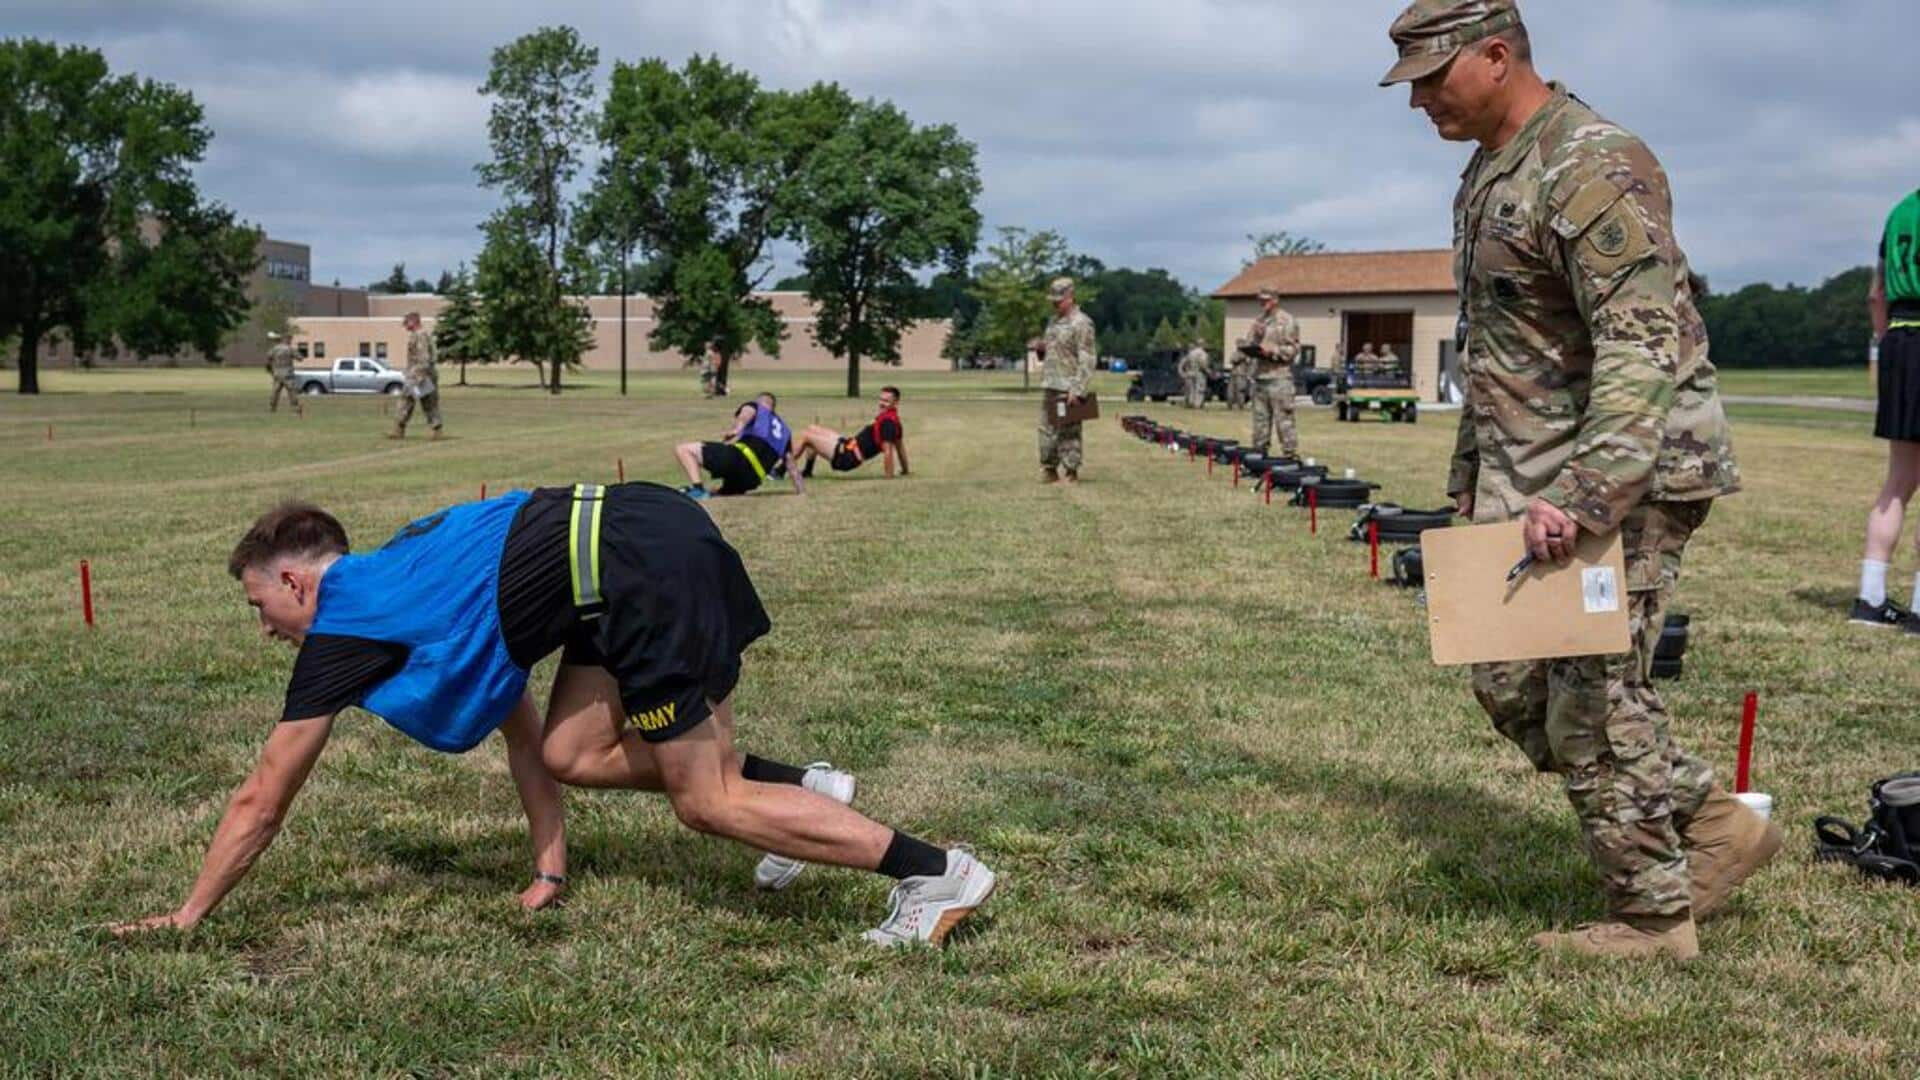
top-left (460, 358), bottom-right (468, 387)
top-left (17, 328), bottom-right (40, 395)
top-left (549, 358), bottom-right (562, 395)
top-left (717, 352), bottom-right (732, 396)
top-left (847, 350), bottom-right (861, 399)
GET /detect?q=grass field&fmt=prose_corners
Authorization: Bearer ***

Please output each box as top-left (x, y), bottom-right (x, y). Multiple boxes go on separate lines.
top-left (3, 367), bottom-right (1918, 1077)
top-left (1716, 367), bottom-right (1874, 400)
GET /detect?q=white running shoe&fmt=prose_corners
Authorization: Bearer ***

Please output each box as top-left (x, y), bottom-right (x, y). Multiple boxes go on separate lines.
top-left (752, 763), bottom-right (856, 892)
top-left (864, 848), bottom-right (997, 947)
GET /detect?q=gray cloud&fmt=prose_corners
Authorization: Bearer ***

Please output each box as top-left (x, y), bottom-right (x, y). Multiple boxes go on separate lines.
top-left (9, 0), bottom-right (1911, 292)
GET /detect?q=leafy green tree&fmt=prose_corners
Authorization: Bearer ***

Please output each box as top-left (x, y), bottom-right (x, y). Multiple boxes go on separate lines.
top-left (597, 55), bottom-right (846, 393)
top-left (434, 269), bottom-right (455, 294)
top-left (474, 209), bottom-right (594, 389)
top-left (1149, 316), bottom-right (1185, 353)
top-left (794, 100), bottom-right (980, 397)
top-left (0, 40), bottom-right (256, 393)
top-left (1244, 230), bottom-right (1326, 266)
top-left (433, 263), bottom-right (491, 386)
top-left (370, 263), bottom-right (410, 294)
top-left (1696, 266), bottom-right (1874, 368)
top-left (475, 26), bottom-right (599, 394)
top-left (969, 227), bottom-right (1072, 390)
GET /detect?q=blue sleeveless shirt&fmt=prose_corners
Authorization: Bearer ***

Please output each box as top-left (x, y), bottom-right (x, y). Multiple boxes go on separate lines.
top-left (742, 406), bottom-right (791, 458)
top-left (309, 492), bottom-right (531, 753)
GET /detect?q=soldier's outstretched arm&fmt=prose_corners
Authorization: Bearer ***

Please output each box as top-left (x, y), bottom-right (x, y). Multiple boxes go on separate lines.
top-left (499, 692), bottom-right (567, 911)
top-left (1538, 175), bottom-right (1680, 536)
top-left (112, 715), bottom-right (336, 934)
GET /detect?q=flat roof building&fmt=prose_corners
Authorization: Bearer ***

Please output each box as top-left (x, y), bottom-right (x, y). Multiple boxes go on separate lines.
top-left (1213, 250), bottom-right (1458, 403)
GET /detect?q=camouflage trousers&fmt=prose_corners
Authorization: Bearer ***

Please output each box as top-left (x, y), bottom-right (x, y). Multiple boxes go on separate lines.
top-left (1471, 499), bottom-right (1718, 917)
top-left (1249, 375), bottom-right (1297, 457)
top-left (269, 375), bottom-right (302, 413)
top-left (1228, 373), bottom-right (1251, 409)
top-left (1038, 418), bottom-right (1084, 473)
top-left (395, 389), bottom-right (443, 432)
top-left (1185, 374), bottom-right (1207, 409)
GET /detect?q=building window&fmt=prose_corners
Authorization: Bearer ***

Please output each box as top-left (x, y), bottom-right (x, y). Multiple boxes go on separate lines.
top-left (296, 342), bottom-right (310, 360)
top-left (359, 342), bottom-right (372, 358)
top-left (375, 342), bottom-right (389, 361)
top-left (313, 341), bottom-right (326, 359)
top-left (264, 258), bottom-right (310, 282)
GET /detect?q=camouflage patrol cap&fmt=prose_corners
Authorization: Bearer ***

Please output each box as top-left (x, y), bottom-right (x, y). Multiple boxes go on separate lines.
top-left (1378, 0), bottom-right (1524, 87)
top-left (1048, 277), bottom-right (1074, 300)
top-left (1257, 287), bottom-right (1279, 301)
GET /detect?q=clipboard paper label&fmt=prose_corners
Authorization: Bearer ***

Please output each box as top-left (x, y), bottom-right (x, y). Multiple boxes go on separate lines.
top-left (1581, 567), bottom-right (1620, 615)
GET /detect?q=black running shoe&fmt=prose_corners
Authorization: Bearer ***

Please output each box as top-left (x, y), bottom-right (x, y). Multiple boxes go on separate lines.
top-left (1849, 597), bottom-right (1916, 630)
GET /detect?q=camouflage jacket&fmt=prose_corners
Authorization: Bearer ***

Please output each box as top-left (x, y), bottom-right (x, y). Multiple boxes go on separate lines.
top-left (1251, 309), bottom-right (1301, 380)
top-left (268, 344), bottom-right (296, 378)
top-left (405, 329), bottom-right (438, 386)
top-left (1179, 347), bottom-right (1209, 378)
top-left (1448, 84), bottom-right (1739, 533)
top-left (1041, 308), bottom-right (1098, 397)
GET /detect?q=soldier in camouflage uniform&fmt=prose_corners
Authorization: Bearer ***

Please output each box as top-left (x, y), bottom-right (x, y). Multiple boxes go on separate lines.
top-left (1180, 341), bottom-right (1210, 409)
top-left (1384, 0), bottom-right (1778, 961)
top-left (1244, 287), bottom-right (1301, 458)
top-left (390, 312), bottom-right (444, 440)
top-left (1038, 277), bottom-right (1097, 484)
top-left (266, 333), bottom-right (303, 417)
top-left (1227, 346), bottom-right (1252, 410)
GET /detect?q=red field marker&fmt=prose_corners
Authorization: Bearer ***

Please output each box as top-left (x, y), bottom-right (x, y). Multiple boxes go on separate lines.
top-left (617, 457), bottom-right (625, 483)
top-left (1735, 692), bottom-right (1759, 793)
top-left (1369, 520), bottom-right (1381, 578)
top-left (1207, 452), bottom-right (1213, 476)
top-left (480, 482), bottom-right (488, 501)
top-left (1309, 487), bottom-right (1319, 534)
top-left (1264, 471), bottom-right (1274, 506)
top-left (1232, 462), bottom-right (1240, 488)
top-left (80, 560), bottom-right (95, 628)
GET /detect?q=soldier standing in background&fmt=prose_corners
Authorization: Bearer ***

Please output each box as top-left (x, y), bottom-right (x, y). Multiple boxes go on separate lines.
top-left (1383, 0), bottom-right (1770, 961)
top-left (390, 311), bottom-right (444, 441)
top-left (1038, 277), bottom-right (1097, 485)
top-left (1180, 341), bottom-right (1210, 409)
top-left (266, 333), bottom-right (303, 418)
top-left (1227, 339), bottom-right (1252, 410)
top-left (1245, 287), bottom-right (1301, 459)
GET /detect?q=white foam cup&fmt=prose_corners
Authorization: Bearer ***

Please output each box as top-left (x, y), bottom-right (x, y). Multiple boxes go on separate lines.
top-left (1734, 791), bottom-right (1773, 821)
top-left (1344, 468), bottom-right (1357, 480)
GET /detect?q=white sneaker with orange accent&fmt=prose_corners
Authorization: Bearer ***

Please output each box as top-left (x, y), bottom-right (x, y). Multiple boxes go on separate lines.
top-left (753, 763), bottom-right (856, 892)
top-left (864, 848), bottom-right (996, 947)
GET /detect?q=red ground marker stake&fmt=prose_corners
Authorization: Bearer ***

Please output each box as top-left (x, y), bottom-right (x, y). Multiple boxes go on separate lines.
top-left (1369, 520), bottom-right (1381, 579)
top-left (617, 457), bottom-right (625, 483)
top-left (480, 482), bottom-right (488, 501)
top-left (1309, 487), bottom-right (1319, 534)
top-left (1233, 461), bottom-right (1241, 488)
top-left (80, 560), bottom-right (95, 628)
top-left (1735, 692), bottom-right (1759, 794)
top-left (1207, 452), bottom-right (1214, 476)
top-left (1265, 471), bottom-right (1274, 506)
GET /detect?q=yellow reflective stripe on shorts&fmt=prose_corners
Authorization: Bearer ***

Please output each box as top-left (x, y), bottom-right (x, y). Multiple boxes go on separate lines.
top-left (1891, 320), bottom-right (1920, 331)
top-left (736, 442), bottom-right (769, 481)
top-left (568, 484), bottom-right (605, 609)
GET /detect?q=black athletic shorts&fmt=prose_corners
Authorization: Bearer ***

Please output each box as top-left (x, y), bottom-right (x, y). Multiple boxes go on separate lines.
top-left (700, 437), bottom-right (776, 494)
top-left (509, 484), bottom-right (771, 742)
top-left (1876, 326), bottom-right (1920, 442)
top-left (830, 437), bottom-right (864, 472)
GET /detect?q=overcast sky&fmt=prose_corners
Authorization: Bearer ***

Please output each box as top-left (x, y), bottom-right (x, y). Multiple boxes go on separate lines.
top-left (11, 0), bottom-right (1914, 294)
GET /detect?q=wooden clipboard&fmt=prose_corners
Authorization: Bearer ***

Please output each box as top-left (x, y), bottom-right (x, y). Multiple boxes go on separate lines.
top-left (1420, 520), bottom-right (1630, 665)
top-left (1043, 389), bottom-right (1100, 426)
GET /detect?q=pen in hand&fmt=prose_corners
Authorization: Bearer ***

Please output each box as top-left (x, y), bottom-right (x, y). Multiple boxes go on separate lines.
top-left (1506, 552), bottom-right (1536, 584)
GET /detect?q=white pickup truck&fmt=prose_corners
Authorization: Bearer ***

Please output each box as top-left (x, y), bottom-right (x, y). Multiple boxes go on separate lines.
top-left (294, 357), bottom-right (408, 395)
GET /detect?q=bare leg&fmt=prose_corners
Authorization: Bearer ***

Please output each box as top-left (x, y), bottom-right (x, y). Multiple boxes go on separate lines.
top-left (674, 442), bottom-right (706, 488)
top-left (650, 697), bottom-right (891, 869)
top-left (1864, 441), bottom-right (1920, 562)
top-left (539, 664), bottom-right (682, 790)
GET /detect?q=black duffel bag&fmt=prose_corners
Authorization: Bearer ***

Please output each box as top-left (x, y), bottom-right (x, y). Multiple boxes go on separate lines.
top-left (1347, 503), bottom-right (1456, 544)
top-left (1263, 463), bottom-right (1327, 491)
top-left (1390, 546), bottom-right (1425, 588)
top-left (1816, 774), bottom-right (1920, 887)
top-left (1291, 478), bottom-right (1379, 509)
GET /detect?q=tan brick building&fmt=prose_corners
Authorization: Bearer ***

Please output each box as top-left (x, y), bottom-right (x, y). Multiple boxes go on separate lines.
top-left (1213, 250), bottom-right (1459, 402)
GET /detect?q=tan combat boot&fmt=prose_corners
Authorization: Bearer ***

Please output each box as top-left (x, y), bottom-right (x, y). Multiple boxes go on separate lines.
top-left (1060, 469), bottom-right (1079, 485)
top-left (1532, 912), bottom-right (1699, 961)
top-left (1041, 467), bottom-right (1059, 485)
top-left (387, 426), bottom-right (405, 440)
top-left (431, 428), bottom-right (444, 442)
top-left (1684, 785), bottom-right (1783, 920)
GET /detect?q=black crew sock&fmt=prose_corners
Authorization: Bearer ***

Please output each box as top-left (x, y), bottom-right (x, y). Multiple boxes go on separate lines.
top-left (877, 831), bottom-right (950, 880)
top-left (741, 754), bottom-right (808, 787)
top-left (801, 457), bottom-right (815, 478)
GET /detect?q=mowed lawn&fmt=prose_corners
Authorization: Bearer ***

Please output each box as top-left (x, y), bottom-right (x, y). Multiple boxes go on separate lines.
top-left (2, 367), bottom-right (1917, 1077)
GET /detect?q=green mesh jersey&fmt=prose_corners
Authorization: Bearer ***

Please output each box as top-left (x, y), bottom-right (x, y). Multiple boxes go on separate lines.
top-left (1882, 190), bottom-right (1920, 306)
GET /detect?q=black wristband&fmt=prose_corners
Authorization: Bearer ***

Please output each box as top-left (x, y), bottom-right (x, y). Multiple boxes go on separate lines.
top-left (535, 872), bottom-right (567, 886)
